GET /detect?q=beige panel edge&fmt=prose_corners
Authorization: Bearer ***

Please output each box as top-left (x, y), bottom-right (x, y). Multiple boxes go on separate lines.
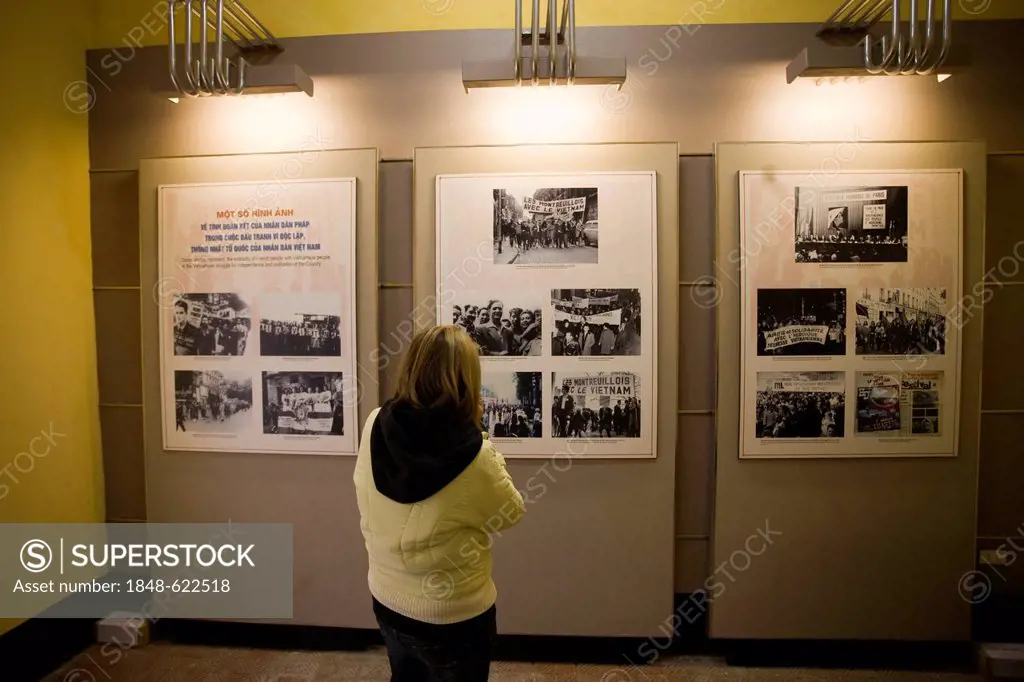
top-left (711, 141), bottom-right (985, 641)
top-left (138, 149), bottom-right (380, 628)
top-left (412, 142), bottom-right (679, 636)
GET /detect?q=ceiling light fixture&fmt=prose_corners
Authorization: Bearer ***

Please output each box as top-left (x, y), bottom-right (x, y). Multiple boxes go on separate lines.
top-left (462, 0), bottom-right (626, 91)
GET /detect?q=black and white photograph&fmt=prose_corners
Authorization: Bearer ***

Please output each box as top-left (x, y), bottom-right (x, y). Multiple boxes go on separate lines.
top-left (173, 370), bottom-right (253, 433)
top-left (551, 372), bottom-right (642, 438)
top-left (904, 373), bottom-right (942, 436)
top-left (757, 288), bottom-right (847, 356)
top-left (856, 372), bottom-right (901, 435)
top-left (794, 185), bottom-right (909, 263)
top-left (493, 187), bottom-right (599, 265)
top-left (755, 371), bottom-right (846, 439)
top-left (172, 293), bottom-right (252, 356)
top-left (482, 372), bottom-right (543, 439)
top-left (550, 289), bottom-right (641, 356)
top-left (855, 288), bottom-right (946, 355)
top-left (262, 371), bottom-right (345, 436)
top-left (258, 292), bottom-right (342, 357)
top-left (453, 295), bottom-right (542, 356)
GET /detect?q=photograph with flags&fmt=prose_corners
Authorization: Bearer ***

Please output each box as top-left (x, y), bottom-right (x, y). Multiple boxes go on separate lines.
top-left (794, 185), bottom-right (909, 263)
top-left (756, 288), bottom-right (847, 356)
top-left (855, 288), bottom-right (946, 355)
top-left (172, 293), bottom-right (252, 356)
top-left (481, 372), bottom-right (543, 439)
top-left (261, 371), bottom-right (346, 437)
top-left (492, 186), bottom-right (599, 265)
top-left (550, 288), bottom-right (641, 357)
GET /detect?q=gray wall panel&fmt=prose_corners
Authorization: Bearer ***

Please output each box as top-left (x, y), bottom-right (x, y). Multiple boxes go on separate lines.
top-left (377, 287), bottom-right (415, 403)
top-left (986, 156), bottom-right (1024, 283)
top-left (94, 289), bottom-right (142, 405)
top-left (675, 540), bottom-right (711, 595)
top-left (678, 289), bottom-right (716, 412)
top-left (679, 156), bottom-right (716, 283)
top-left (675, 415), bottom-right (714, 538)
top-left (978, 414), bottom-right (1024, 538)
top-left (90, 171), bottom-right (140, 287)
top-left (981, 285), bottom-right (1024, 410)
top-left (378, 161), bottom-right (414, 285)
top-left (100, 405), bottom-right (146, 522)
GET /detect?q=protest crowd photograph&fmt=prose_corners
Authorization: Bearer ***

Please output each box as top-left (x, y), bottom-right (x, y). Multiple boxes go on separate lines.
top-left (550, 289), bottom-right (641, 356)
top-left (262, 371), bottom-right (345, 436)
top-left (172, 293), bottom-right (252, 356)
top-left (493, 187), bottom-right (599, 265)
top-left (755, 372), bottom-right (846, 439)
top-left (855, 288), bottom-right (946, 355)
top-left (551, 372), bottom-right (641, 438)
top-left (258, 293), bottom-right (343, 357)
top-left (481, 372), bottom-right (543, 439)
top-left (173, 370), bottom-right (253, 432)
top-left (794, 185), bottom-right (909, 263)
top-left (756, 288), bottom-right (847, 356)
top-left (453, 297), bottom-right (542, 356)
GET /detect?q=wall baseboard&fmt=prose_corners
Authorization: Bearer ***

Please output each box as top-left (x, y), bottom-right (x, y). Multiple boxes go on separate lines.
top-left (0, 618), bottom-right (95, 682)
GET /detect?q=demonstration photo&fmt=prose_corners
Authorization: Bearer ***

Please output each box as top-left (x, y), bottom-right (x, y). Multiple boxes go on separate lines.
top-left (756, 288), bottom-right (847, 356)
top-left (482, 372), bottom-right (543, 438)
top-left (172, 293), bottom-right (252, 356)
top-left (493, 186), bottom-right (599, 265)
top-left (794, 185), bottom-right (909, 263)
top-left (258, 292), bottom-right (343, 357)
top-left (173, 370), bottom-right (253, 433)
top-left (261, 371), bottom-right (345, 436)
top-left (855, 288), bottom-right (946, 355)
top-left (755, 371), bottom-right (846, 439)
top-left (453, 295), bottom-right (543, 356)
top-left (550, 372), bottom-right (642, 438)
top-left (550, 288), bottom-right (641, 356)
top-left (856, 372), bottom-right (902, 436)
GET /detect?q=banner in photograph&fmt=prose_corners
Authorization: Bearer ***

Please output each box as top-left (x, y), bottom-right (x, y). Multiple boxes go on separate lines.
top-left (763, 324), bottom-right (829, 351)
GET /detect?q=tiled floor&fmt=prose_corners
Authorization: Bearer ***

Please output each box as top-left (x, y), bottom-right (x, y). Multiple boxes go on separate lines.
top-left (42, 643), bottom-right (987, 681)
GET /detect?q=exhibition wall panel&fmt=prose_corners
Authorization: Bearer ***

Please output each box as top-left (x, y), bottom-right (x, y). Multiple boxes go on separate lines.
top-left (712, 141), bottom-right (985, 639)
top-left (138, 150), bottom-right (379, 627)
top-left (413, 143), bottom-right (677, 634)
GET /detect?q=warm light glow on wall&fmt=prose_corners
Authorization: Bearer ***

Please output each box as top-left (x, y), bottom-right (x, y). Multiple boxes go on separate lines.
top-left (462, 84), bottom-right (617, 144)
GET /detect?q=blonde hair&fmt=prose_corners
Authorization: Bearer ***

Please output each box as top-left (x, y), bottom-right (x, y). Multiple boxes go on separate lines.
top-left (395, 325), bottom-right (482, 426)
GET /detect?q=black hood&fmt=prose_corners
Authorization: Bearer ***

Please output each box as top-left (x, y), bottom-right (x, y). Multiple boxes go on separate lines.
top-left (369, 399), bottom-right (483, 504)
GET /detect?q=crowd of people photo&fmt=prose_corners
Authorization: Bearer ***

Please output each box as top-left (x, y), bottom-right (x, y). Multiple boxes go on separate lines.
top-left (756, 289), bottom-right (847, 356)
top-left (259, 316), bottom-right (342, 356)
top-left (492, 188), bottom-right (599, 265)
top-left (756, 390), bottom-right (846, 439)
top-left (550, 383), bottom-right (641, 438)
top-left (856, 314), bottom-right (946, 355)
top-left (262, 374), bottom-right (345, 436)
top-left (482, 402), bottom-right (542, 438)
top-left (453, 300), bottom-right (542, 356)
top-left (172, 294), bottom-right (252, 356)
top-left (550, 289), bottom-right (641, 357)
top-left (794, 234), bottom-right (909, 263)
top-left (173, 371), bottom-right (252, 432)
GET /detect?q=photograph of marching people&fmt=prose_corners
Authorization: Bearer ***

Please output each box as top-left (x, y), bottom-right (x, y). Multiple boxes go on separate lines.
top-left (756, 288), bottom-right (847, 356)
top-left (173, 370), bottom-right (253, 433)
top-left (551, 372), bottom-right (642, 439)
top-left (550, 288), bottom-right (641, 356)
top-left (262, 371), bottom-right (346, 436)
top-left (481, 372), bottom-right (543, 439)
top-left (258, 292), bottom-right (343, 357)
top-left (493, 186), bottom-right (599, 265)
top-left (855, 372), bottom-right (902, 436)
top-left (855, 288), bottom-right (947, 355)
top-left (755, 371), bottom-right (846, 439)
top-left (452, 294), bottom-right (543, 356)
top-left (794, 185), bottom-right (909, 263)
top-left (172, 293), bottom-right (252, 356)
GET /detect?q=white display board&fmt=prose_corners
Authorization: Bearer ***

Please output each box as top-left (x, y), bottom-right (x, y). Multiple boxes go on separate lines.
top-left (740, 170), bottom-right (963, 458)
top-left (436, 172), bottom-right (658, 458)
top-left (158, 178), bottom-right (359, 455)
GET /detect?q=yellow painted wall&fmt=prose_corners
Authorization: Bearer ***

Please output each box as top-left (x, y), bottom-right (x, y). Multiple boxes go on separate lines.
top-left (91, 0), bottom-right (1024, 49)
top-left (0, 0), bottom-right (104, 636)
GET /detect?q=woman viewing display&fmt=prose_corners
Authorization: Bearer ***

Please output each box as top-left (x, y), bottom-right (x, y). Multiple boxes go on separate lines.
top-left (353, 325), bottom-right (526, 681)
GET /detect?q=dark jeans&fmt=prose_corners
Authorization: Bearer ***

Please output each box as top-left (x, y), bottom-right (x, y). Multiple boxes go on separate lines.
top-left (373, 599), bottom-right (496, 682)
